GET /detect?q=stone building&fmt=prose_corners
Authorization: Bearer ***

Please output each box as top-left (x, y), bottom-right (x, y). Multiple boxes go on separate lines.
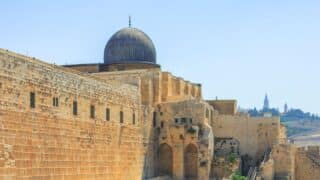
top-left (0, 24), bottom-right (319, 180)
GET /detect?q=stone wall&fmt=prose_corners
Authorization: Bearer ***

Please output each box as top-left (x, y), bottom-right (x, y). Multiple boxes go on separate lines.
top-left (295, 146), bottom-right (320, 180)
top-left (271, 144), bottom-right (296, 179)
top-left (207, 100), bottom-right (237, 115)
top-left (211, 113), bottom-right (280, 160)
top-left (0, 49), bottom-right (153, 179)
top-left (155, 100), bottom-right (214, 180)
top-left (214, 137), bottom-right (240, 157)
top-left (94, 70), bottom-right (202, 107)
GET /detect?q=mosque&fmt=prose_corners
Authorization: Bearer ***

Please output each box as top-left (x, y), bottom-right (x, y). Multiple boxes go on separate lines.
top-left (0, 21), bottom-right (319, 180)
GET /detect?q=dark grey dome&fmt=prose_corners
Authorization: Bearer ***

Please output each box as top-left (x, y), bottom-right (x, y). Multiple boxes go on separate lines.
top-left (104, 27), bottom-right (156, 64)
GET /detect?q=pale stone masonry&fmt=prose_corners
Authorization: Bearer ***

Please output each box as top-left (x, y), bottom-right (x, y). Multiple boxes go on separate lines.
top-left (0, 25), bottom-right (318, 180)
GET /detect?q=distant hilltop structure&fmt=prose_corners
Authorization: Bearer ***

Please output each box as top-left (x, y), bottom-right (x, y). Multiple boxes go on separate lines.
top-left (247, 95), bottom-right (320, 123)
top-left (284, 102), bottom-right (288, 114)
top-left (263, 93), bottom-right (270, 110)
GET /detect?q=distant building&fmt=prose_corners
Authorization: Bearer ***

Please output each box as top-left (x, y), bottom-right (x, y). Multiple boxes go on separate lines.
top-left (263, 94), bottom-right (270, 110)
top-left (284, 103), bottom-right (288, 114)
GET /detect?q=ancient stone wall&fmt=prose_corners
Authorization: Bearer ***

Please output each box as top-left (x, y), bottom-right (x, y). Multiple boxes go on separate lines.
top-left (295, 146), bottom-right (320, 180)
top-left (161, 72), bottom-right (201, 103)
top-left (211, 113), bottom-right (280, 160)
top-left (271, 144), bottom-right (296, 179)
top-left (64, 64), bottom-right (100, 73)
top-left (214, 137), bottom-right (240, 157)
top-left (94, 70), bottom-right (202, 107)
top-left (207, 100), bottom-right (237, 115)
top-left (0, 49), bottom-right (153, 179)
top-left (155, 100), bottom-right (214, 180)
top-left (257, 158), bottom-right (274, 180)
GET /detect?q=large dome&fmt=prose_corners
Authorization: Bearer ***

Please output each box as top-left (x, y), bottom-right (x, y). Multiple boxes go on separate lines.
top-left (104, 27), bottom-right (156, 64)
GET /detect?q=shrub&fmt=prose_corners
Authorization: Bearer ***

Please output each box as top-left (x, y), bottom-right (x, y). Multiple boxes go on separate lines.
top-left (232, 171), bottom-right (247, 180)
top-left (227, 153), bottom-right (237, 163)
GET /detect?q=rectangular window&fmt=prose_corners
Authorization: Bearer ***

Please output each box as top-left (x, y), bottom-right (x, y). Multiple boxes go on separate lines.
top-left (73, 101), bottom-right (78, 115)
top-left (153, 112), bottom-right (157, 127)
top-left (175, 118), bottom-right (179, 124)
top-left (30, 92), bottom-right (35, 108)
top-left (90, 105), bottom-right (95, 119)
top-left (120, 111), bottom-right (124, 123)
top-left (161, 121), bottom-right (164, 128)
top-left (132, 113), bottom-right (135, 125)
top-left (106, 108), bottom-right (110, 121)
top-left (53, 97), bottom-right (59, 107)
top-left (181, 118), bottom-right (187, 123)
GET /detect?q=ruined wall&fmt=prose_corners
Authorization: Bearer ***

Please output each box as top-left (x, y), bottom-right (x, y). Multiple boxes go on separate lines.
top-left (214, 137), bottom-right (240, 157)
top-left (0, 49), bottom-right (152, 179)
top-left (155, 100), bottom-right (214, 180)
top-left (211, 113), bottom-right (280, 159)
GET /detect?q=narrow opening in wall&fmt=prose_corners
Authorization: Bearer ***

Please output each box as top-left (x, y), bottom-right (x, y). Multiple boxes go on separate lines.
top-left (90, 105), bottom-right (95, 119)
top-left (106, 108), bottom-right (110, 121)
top-left (161, 121), bottom-right (164, 128)
top-left (132, 113), bottom-right (135, 125)
top-left (73, 101), bottom-right (78, 115)
top-left (120, 111), bottom-right (124, 123)
top-left (153, 112), bottom-right (157, 127)
top-left (53, 97), bottom-right (59, 107)
top-left (30, 92), bottom-right (35, 108)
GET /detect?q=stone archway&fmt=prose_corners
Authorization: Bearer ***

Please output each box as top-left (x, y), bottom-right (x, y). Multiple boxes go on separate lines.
top-left (184, 144), bottom-right (198, 179)
top-left (158, 143), bottom-right (173, 176)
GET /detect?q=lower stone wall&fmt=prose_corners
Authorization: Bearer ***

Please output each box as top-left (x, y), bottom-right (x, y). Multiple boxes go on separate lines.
top-left (295, 148), bottom-right (320, 180)
top-left (211, 114), bottom-right (280, 160)
top-left (271, 144), bottom-right (296, 179)
top-left (0, 110), bottom-right (148, 179)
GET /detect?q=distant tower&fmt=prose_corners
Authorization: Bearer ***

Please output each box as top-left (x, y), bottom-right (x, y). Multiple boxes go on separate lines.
top-left (284, 103), bottom-right (288, 114)
top-left (263, 94), bottom-right (269, 110)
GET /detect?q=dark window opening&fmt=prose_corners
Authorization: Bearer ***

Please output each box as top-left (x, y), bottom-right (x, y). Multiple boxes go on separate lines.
top-left (120, 111), bottom-right (124, 123)
top-left (53, 97), bottom-right (59, 107)
top-left (90, 105), bottom-right (95, 119)
top-left (30, 92), bottom-right (35, 108)
top-left (132, 113), bottom-right (136, 125)
top-left (73, 101), bottom-right (78, 115)
top-left (189, 118), bottom-right (193, 124)
top-left (161, 121), bottom-right (164, 128)
top-left (181, 118), bottom-right (187, 123)
top-left (106, 108), bottom-right (110, 121)
top-left (153, 112), bottom-right (157, 127)
top-left (175, 118), bottom-right (179, 124)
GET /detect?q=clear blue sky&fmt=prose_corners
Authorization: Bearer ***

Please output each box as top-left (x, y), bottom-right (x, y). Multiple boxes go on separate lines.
top-left (1, 1), bottom-right (320, 114)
